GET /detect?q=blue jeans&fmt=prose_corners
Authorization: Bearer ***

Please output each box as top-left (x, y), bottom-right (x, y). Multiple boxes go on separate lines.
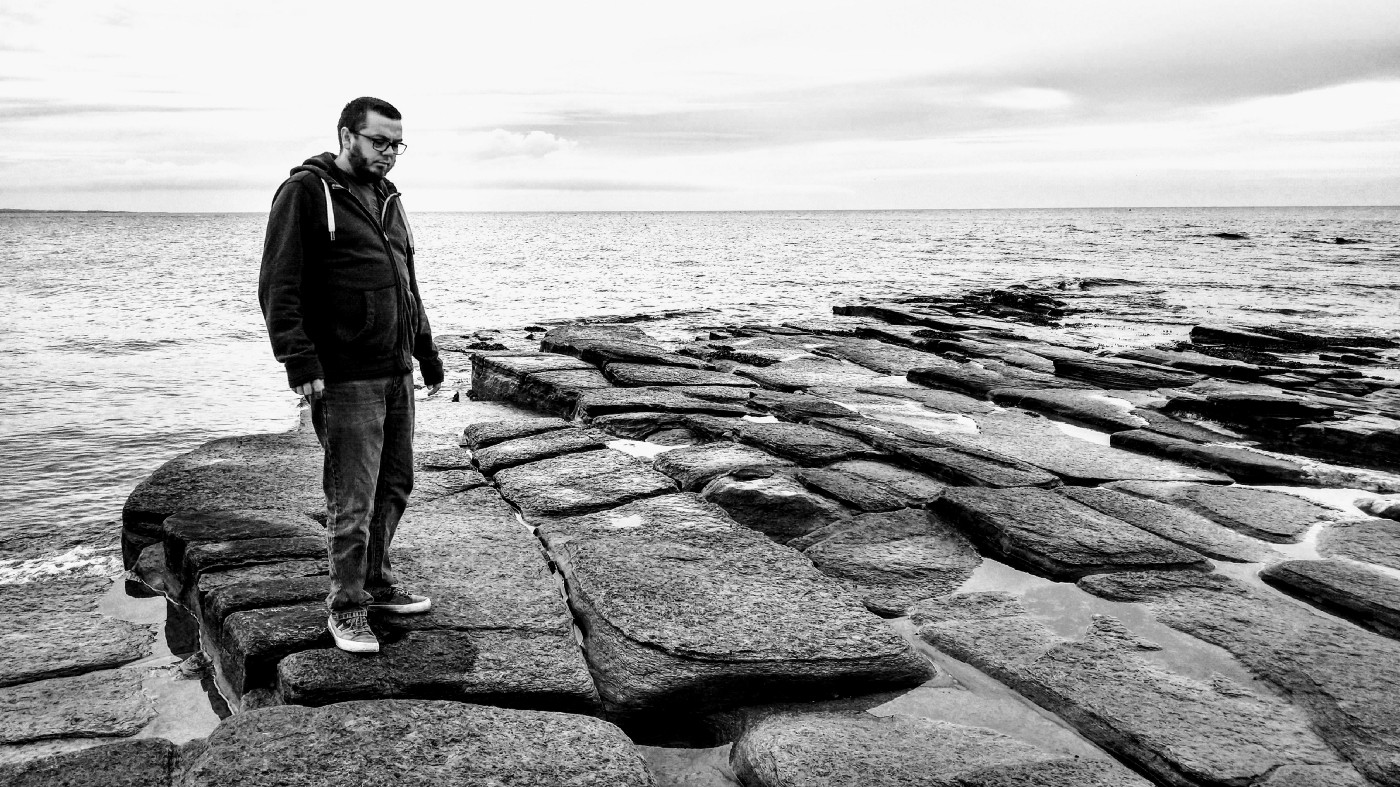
top-left (311, 374), bottom-right (415, 611)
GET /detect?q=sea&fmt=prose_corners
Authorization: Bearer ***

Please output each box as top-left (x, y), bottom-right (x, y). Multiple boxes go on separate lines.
top-left (2, 206), bottom-right (1398, 578)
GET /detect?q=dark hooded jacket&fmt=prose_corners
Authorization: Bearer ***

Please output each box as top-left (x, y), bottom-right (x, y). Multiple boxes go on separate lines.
top-left (259, 153), bottom-right (443, 388)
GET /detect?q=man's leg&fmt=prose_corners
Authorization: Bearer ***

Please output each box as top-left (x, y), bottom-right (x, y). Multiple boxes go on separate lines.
top-left (312, 377), bottom-right (388, 651)
top-left (366, 373), bottom-right (430, 614)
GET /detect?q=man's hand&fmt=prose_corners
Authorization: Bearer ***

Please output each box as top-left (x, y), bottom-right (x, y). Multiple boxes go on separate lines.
top-left (427, 383), bottom-right (442, 397)
top-left (295, 378), bottom-right (325, 401)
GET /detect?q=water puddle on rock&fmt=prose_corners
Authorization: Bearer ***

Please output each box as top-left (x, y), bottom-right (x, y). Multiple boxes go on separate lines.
top-left (98, 573), bottom-right (226, 745)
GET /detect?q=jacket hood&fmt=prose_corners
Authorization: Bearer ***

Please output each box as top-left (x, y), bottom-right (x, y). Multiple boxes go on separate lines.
top-left (291, 152), bottom-right (398, 194)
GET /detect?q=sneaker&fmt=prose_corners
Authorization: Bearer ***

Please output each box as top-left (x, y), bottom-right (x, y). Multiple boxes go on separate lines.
top-left (367, 586), bottom-right (432, 614)
top-left (327, 608), bottom-right (379, 653)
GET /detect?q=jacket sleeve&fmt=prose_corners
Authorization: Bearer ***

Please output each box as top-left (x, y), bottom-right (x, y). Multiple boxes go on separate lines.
top-left (405, 244), bottom-right (445, 387)
top-left (258, 177), bottom-right (325, 388)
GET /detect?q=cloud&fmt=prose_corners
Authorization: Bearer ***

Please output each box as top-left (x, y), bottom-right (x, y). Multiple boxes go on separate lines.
top-left (467, 129), bottom-right (577, 160)
top-left (0, 99), bottom-right (218, 120)
top-left (473, 176), bottom-right (710, 192)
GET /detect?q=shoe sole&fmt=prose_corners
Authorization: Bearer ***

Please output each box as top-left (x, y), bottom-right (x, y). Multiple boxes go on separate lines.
top-left (328, 618), bottom-right (380, 653)
top-left (368, 599), bottom-right (432, 614)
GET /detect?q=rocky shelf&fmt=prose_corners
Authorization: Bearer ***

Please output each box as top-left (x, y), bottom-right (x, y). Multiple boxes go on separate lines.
top-left (9, 296), bottom-right (1400, 786)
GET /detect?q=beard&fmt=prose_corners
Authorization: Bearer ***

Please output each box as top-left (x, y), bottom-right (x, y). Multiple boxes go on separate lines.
top-left (347, 145), bottom-right (388, 183)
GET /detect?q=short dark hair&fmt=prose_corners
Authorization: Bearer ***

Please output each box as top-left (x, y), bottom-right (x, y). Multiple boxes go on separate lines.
top-left (337, 97), bottom-right (401, 140)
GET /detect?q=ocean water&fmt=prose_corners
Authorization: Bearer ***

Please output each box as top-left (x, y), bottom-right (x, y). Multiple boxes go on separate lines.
top-left (2, 207), bottom-right (1397, 570)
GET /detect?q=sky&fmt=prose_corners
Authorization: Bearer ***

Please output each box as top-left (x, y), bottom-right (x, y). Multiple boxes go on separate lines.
top-left (1, 0), bottom-right (1398, 211)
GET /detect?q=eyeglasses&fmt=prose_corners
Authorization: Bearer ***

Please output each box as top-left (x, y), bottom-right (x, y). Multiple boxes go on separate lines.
top-left (351, 131), bottom-right (407, 155)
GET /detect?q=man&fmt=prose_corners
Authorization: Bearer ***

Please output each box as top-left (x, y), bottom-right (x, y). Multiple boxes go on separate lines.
top-left (259, 97), bottom-right (443, 653)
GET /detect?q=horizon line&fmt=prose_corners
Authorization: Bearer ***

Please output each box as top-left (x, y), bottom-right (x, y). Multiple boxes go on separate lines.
top-left (3, 204), bottom-right (1397, 216)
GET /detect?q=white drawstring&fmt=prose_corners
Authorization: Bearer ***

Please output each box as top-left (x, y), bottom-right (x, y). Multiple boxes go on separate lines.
top-left (321, 179), bottom-right (336, 241)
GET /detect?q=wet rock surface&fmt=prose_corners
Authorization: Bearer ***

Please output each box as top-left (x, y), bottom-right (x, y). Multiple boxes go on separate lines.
top-left (912, 593), bottom-right (1367, 787)
top-left (1261, 559), bottom-right (1400, 638)
top-left (935, 488), bottom-right (1209, 579)
top-left (1319, 516), bottom-right (1400, 570)
top-left (798, 509), bottom-right (981, 615)
top-left (1080, 571), bottom-right (1400, 786)
top-left (182, 700), bottom-right (656, 787)
top-left (731, 713), bottom-right (1148, 787)
top-left (1105, 481), bottom-right (1339, 542)
top-left (0, 669), bottom-right (156, 745)
top-left (534, 495), bottom-right (931, 714)
top-left (0, 579), bottom-right (155, 688)
top-left (0, 738), bottom-right (177, 787)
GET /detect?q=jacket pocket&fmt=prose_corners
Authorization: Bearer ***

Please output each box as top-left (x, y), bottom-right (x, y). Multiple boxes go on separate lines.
top-left (330, 285), bottom-right (398, 352)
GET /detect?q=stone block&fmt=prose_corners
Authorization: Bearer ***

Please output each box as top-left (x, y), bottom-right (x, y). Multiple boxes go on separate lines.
top-left (493, 449), bottom-right (679, 518)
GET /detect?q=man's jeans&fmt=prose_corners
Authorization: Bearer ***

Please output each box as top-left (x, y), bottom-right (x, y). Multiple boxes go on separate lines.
top-left (311, 374), bottom-right (415, 612)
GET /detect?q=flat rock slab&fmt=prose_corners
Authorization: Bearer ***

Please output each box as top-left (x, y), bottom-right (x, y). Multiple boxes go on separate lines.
top-left (858, 385), bottom-right (998, 415)
top-left (735, 356), bottom-right (881, 392)
top-left (653, 442), bottom-right (795, 492)
top-left (794, 467), bottom-right (906, 511)
top-left (534, 494), bottom-right (930, 713)
top-left (0, 579), bottom-right (155, 687)
top-left (1320, 517), bottom-right (1400, 571)
top-left (1117, 346), bottom-right (1267, 379)
top-left (1078, 571), bottom-right (1400, 786)
top-left (1110, 429), bottom-right (1311, 484)
top-left (823, 460), bottom-right (948, 506)
top-left (415, 447), bottom-right (476, 470)
top-left (413, 468), bottom-right (491, 500)
top-left (201, 575), bottom-right (327, 627)
top-left (574, 387), bottom-right (748, 420)
top-left (1294, 414), bottom-right (1400, 471)
top-left (605, 363), bottom-right (755, 387)
top-left (0, 669), bottom-right (155, 745)
top-left (472, 427), bottom-right (609, 474)
top-left (277, 629), bottom-right (599, 712)
top-left (122, 431), bottom-right (323, 536)
top-left (542, 324), bottom-right (705, 369)
top-left (965, 412), bottom-right (1231, 486)
top-left (813, 417), bottom-right (1060, 489)
top-left (182, 536), bottom-right (324, 588)
top-left (1261, 559), bottom-right (1400, 638)
top-left (911, 593), bottom-right (1367, 787)
top-left (748, 390), bottom-right (859, 421)
top-left (799, 509), bottom-right (981, 615)
top-left (181, 700), bottom-right (656, 787)
top-left (688, 416), bottom-right (885, 466)
top-left (909, 362), bottom-right (1089, 398)
top-left (219, 602), bottom-right (330, 696)
top-left (809, 337), bottom-right (948, 375)
top-left (593, 411), bottom-right (703, 441)
top-left (1052, 356), bottom-right (1204, 389)
top-left (731, 713), bottom-right (1148, 787)
top-left (1058, 486), bottom-right (1276, 563)
top-left (935, 488), bottom-right (1209, 580)
top-left (494, 449), bottom-right (679, 518)
top-left (1106, 481), bottom-right (1339, 543)
top-left (699, 472), bottom-right (849, 542)
top-left (991, 388), bottom-right (1148, 431)
top-left (459, 416), bottom-right (572, 449)
top-left (162, 508), bottom-right (321, 576)
top-left (0, 737), bottom-right (176, 787)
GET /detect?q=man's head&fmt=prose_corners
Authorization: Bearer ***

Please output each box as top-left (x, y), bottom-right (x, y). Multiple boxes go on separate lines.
top-left (335, 97), bottom-right (403, 183)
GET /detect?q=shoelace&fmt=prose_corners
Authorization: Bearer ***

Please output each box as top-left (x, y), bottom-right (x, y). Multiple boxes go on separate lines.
top-left (337, 611), bottom-right (372, 635)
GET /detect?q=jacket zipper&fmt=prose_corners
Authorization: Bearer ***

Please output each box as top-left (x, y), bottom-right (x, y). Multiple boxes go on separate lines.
top-left (326, 180), bottom-right (413, 369)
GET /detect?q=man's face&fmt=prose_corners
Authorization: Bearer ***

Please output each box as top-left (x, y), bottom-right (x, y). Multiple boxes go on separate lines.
top-left (342, 110), bottom-right (403, 183)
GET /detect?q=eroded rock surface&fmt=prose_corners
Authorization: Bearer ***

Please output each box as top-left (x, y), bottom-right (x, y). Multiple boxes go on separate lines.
top-left (799, 509), bottom-right (981, 615)
top-left (459, 416), bottom-right (572, 450)
top-left (542, 324), bottom-right (704, 369)
top-left (820, 460), bottom-right (948, 507)
top-left (1106, 481), bottom-right (1339, 543)
top-left (689, 416), bottom-right (885, 466)
top-left (1320, 517), bottom-right (1400, 571)
top-left (735, 356), bottom-right (881, 392)
top-left (934, 488), bottom-right (1209, 579)
top-left (574, 387), bottom-right (748, 420)
top-left (0, 738), bottom-right (176, 787)
top-left (1110, 429), bottom-right (1311, 484)
top-left (0, 669), bottom-right (155, 745)
top-left (699, 472), bottom-right (849, 542)
top-left (534, 495), bottom-right (931, 714)
top-left (1261, 559), bottom-right (1400, 638)
top-left (653, 442), bottom-right (796, 492)
top-left (605, 363), bottom-right (754, 387)
top-left (182, 700), bottom-right (656, 787)
top-left (1079, 570), bottom-right (1400, 786)
top-left (494, 449), bottom-right (679, 518)
top-left (912, 593), bottom-right (1368, 787)
top-left (0, 580), bottom-right (155, 688)
top-left (472, 426), bottom-right (609, 474)
top-left (794, 467), bottom-right (906, 512)
top-left (730, 713), bottom-right (1148, 787)
top-left (990, 388), bottom-right (1148, 431)
top-left (1058, 486), bottom-right (1275, 562)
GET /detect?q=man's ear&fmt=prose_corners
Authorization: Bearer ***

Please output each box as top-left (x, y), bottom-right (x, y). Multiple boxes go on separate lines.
top-left (337, 126), bottom-right (352, 154)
